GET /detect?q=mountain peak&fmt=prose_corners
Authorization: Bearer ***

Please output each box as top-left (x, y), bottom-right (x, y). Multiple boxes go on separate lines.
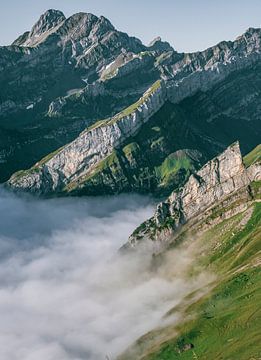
top-left (245, 27), bottom-right (260, 34)
top-left (149, 36), bottom-right (162, 45)
top-left (29, 9), bottom-right (66, 38)
top-left (148, 36), bottom-right (174, 53)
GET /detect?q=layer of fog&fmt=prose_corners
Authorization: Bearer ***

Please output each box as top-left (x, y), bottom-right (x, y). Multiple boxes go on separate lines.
top-left (0, 188), bottom-right (209, 360)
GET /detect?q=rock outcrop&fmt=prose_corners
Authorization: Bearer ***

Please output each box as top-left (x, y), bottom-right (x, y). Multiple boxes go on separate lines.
top-left (23, 9), bottom-right (66, 47)
top-left (8, 81), bottom-right (167, 194)
top-left (148, 36), bottom-right (174, 53)
top-left (125, 142), bottom-right (261, 248)
top-left (165, 28), bottom-right (261, 103)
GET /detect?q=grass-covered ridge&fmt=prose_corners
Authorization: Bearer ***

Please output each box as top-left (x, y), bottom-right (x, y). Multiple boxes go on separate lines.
top-left (243, 144), bottom-right (261, 167)
top-left (155, 152), bottom-right (194, 189)
top-left (87, 80), bottom-right (162, 131)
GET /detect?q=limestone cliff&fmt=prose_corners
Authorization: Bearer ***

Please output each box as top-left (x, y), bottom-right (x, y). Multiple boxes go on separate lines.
top-left (125, 142), bottom-right (261, 249)
top-left (8, 81), bottom-right (166, 194)
top-left (165, 28), bottom-right (261, 104)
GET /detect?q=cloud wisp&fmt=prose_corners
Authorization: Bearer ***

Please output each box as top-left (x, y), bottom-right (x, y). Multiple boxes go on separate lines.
top-left (0, 189), bottom-right (208, 360)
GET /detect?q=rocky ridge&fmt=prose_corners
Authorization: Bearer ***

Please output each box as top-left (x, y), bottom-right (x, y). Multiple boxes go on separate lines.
top-left (125, 142), bottom-right (261, 249)
top-left (20, 9), bottom-right (66, 47)
top-left (2, 11), bottom-right (261, 192)
top-left (165, 28), bottom-right (261, 104)
top-left (8, 80), bottom-right (166, 193)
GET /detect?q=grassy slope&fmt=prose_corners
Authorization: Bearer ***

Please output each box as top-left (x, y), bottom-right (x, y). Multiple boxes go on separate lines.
top-left (119, 182), bottom-right (261, 360)
top-left (243, 144), bottom-right (261, 167)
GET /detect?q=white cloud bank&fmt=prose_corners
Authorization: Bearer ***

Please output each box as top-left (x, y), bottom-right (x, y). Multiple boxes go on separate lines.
top-left (0, 189), bottom-right (209, 360)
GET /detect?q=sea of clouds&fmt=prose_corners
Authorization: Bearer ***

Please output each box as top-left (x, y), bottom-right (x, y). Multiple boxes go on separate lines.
top-left (0, 188), bottom-right (209, 360)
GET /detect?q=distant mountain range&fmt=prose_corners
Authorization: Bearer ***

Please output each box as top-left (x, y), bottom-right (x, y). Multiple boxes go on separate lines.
top-left (0, 9), bottom-right (260, 196)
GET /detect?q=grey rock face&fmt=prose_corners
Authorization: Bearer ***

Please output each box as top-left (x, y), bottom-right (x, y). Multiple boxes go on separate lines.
top-left (12, 31), bottom-right (30, 46)
top-left (101, 52), bottom-right (154, 81)
top-left (0, 9), bottom-right (151, 181)
top-left (1, 9), bottom-right (145, 116)
top-left (126, 142), bottom-right (261, 248)
top-left (26, 9), bottom-right (66, 46)
top-left (148, 37), bottom-right (174, 53)
top-left (8, 81), bottom-right (166, 194)
top-left (165, 28), bottom-right (261, 104)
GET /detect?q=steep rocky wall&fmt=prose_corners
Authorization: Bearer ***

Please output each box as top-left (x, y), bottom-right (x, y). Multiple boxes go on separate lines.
top-left (8, 81), bottom-right (167, 194)
top-left (167, 48), bottom-right (261, 104)
top-left (126, 142), bottom-right (261, 248)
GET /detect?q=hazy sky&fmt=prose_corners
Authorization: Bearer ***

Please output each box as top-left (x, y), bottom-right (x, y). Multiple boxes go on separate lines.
top-left (0, 0), bottom-right (261, 52)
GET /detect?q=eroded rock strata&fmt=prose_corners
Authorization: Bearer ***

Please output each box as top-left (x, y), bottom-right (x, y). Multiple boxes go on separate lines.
top-left (125, 142), bottom-right (261, 249)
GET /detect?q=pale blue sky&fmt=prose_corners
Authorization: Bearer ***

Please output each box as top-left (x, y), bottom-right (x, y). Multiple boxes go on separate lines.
top-left (1, 0), bottom-right (261, 52)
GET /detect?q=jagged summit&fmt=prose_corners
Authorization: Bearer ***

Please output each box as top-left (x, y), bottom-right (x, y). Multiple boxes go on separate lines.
top-left (149, 36), bottom-right (162, 46)
top-left (30, 9), bottom-right (66, 36)
top-left (148, 36), bottom-right (174, 53)
top-left (13, 9), bottom-right (66, 47)
top-left (11, 9), bottom-right (139, 49)
top-left (239, 26), bottom-right (260, 38)
top-left (99, 15), bottom-right (115, 29)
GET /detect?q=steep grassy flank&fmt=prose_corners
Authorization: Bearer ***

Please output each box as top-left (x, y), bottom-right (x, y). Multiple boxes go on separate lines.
top-left (119, 196), bottom-right (261, 360)
top-left (251, 180), bottom-right (261, 200)
top-left (155, 153), bottom-right (194, 189)
top-left (110, 80), bottom-right (161, 122)
top-left (244, 144), bottom-right (261, 167)
top-left (147, 268), bottom-right (260, 360)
